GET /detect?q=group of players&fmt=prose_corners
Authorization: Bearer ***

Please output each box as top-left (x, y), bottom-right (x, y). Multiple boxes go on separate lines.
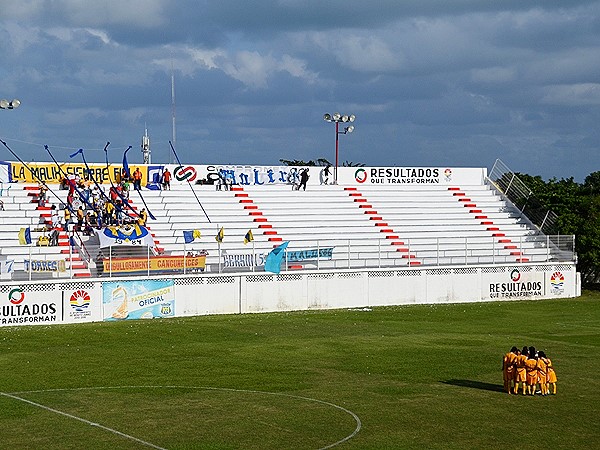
top-left (502, 346), bottom-right (558, 396)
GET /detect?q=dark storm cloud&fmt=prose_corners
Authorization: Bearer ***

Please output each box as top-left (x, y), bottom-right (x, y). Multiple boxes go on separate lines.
top-left (1, 0), bottom-right (600, 180)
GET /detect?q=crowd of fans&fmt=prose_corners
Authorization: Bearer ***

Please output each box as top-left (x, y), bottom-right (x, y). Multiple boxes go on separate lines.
top-left (40, 169), bottom-right (149, 241)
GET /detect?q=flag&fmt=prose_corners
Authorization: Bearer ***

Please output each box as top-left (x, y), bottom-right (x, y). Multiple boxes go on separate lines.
top-left (265, 241), bottom-right (289, 274)
top-left (183, 229), bottom-right (202, 244)
top-left (18, 227), bottom-right (32, 245)
top-left (69, 148), bottom-right (83, 159)
top-left (122, 146), bottom-right (131, 179)
top-left (244, 229), bottom-right (254, 245)
top-left (215, 227), bottom-right (224, 243)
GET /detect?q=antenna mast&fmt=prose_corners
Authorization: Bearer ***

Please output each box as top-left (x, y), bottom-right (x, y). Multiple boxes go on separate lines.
top-left (171, 63), bottom-right (176, 165)
top-left (141, 124), bottom-right (151, 164)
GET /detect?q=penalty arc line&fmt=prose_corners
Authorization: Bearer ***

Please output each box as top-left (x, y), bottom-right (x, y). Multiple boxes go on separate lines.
top-left (6, 385), bottom-right (362, 450)
top-left (0, 391), bottom-right (167, 450)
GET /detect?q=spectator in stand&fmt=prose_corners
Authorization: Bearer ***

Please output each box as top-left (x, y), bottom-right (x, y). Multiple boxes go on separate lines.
top-left (299, 168), bottom-right (310, 191)
top-left (38, 182), bottom-right (48, 206)
top-left (76, 206), bottom-right (85, 231)
top-left (63, 207), bottom-right (72, 230)
top-left (104, 201), bottom-right (115, 226)
top-left (133, 168), bottom-right (143, 190)
top-left (137, 208), bottom-right (148, 226)
top-left (50, 204), bottom-right (61, 230)
top-left (162, 168), bottom-right (172, 190)
top-left (115, 200), bottom-right (124, 225)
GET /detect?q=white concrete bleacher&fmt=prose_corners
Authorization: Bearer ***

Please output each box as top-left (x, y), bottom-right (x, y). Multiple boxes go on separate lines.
top-left (0, 183), bottom-right (91, 278)
top-left (127, 178), bottom-right (553, 272)
top-left (0, 171), bottom-right (559, 279)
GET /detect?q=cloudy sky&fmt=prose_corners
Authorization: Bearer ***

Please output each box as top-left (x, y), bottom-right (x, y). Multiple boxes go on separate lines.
top-left (1, 1), bottom-right (599, 181)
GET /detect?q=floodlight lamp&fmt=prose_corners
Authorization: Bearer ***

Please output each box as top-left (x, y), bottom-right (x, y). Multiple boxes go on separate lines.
top-left (346, 125), bottom-right (354, 133)
top-left (323, 113), bottom-right (332, 122)
top-left (348, 114), bottom-right (355, 122)
top-left (0, 100), bottom-right (8, 109)
top-left (11, 99), bottom-right (20, 109)
top-left (332, 112), bottom-right (341, 121)
top-left (341, 115), bottom-right (349, 122)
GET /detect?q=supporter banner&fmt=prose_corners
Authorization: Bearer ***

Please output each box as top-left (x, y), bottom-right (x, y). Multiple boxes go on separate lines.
top-left (222, 252), bottom-right (267, 268)
top-left (2, 161), bottom-right (488, 187)
top-left (24, 259), bottom-right (66, 272)
top-left (0, 286), bottom-right (61, 327)
top-left (287, 247), bottom-right (334, 262)
top-left (102, 255), bottom-right (206, 275)
top-left (8, 162), bottom-right (127, 184)
top-left (102, 279), bottom-right (175, 321)
top-left (98, 225), bottom-right (155, 248)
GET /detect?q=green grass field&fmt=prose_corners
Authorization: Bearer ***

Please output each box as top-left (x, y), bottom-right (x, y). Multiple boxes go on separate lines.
top-left (1, 291), bottom-right (599, 449)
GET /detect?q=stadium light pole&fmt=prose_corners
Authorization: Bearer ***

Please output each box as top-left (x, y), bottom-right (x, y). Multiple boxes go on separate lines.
top-left (323, 112), bottom-right (355, 184)
top-left (0, 99), bottom-right (20, 110)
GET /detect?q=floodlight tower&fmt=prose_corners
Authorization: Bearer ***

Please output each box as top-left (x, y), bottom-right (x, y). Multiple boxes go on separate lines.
top-left (0, 99), bottom-right (20, 110)
top-left (323, 112), bottom-right (355, 184)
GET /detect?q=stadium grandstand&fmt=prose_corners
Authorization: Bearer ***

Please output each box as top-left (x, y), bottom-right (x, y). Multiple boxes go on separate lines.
top-left (0, 159), bottom-right (579, 327)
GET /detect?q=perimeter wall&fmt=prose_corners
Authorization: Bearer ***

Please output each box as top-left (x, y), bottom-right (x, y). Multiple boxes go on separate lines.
top-left (0, 263), bottom-right (579, 327)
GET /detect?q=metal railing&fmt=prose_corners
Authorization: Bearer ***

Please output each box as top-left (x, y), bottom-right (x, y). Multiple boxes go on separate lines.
top-left (2, 233), bottom-right (576, 281)
top-left (487, 159), bottom-right (559, 234)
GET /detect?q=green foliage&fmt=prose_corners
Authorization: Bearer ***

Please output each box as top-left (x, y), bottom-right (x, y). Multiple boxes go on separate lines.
top-left (519, 171), bottom-right (600, 284)
top-left (279, 158), bottom-right (332, 167)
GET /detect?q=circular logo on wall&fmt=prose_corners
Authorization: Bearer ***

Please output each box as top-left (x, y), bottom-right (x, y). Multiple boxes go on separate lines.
top-left (8, 288), bottom-right (25, 304)
top-left (70, 290), bottom-right (91, 312)
top-left (355, 168), bottom-right (367, 183)
top-left (174, 166), bottom-right (197, 182)
top-left (510, 269), bottom-right (521, 282)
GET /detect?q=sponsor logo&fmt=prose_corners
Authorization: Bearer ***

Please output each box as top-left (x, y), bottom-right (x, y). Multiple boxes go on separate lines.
top-left (70, 290), bottom-right (91, 312)
top-left (174, 165), bottom-right (197, 182)
top-left (550, 271), bottom-right (565, 295)
top-left (489, 270), bottom-right (542, 299)
top-left (8, 288), bottom-right (25, 305)
top-left (355, 168), bottom-right (367, 183)
top-left (444, 168), bottom-right (452, 181)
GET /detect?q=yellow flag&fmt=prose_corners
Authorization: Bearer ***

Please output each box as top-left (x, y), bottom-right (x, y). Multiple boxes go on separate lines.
top-left (215, 227), bottom-right (224, 243)
top-left (244, 229), bottom-right (254, 245)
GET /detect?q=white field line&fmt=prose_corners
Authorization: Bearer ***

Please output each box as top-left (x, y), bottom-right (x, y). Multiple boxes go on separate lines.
top-left (0, 391), bottom-right (167, 450)
top-left (5, 385), bottom-right (362, 450)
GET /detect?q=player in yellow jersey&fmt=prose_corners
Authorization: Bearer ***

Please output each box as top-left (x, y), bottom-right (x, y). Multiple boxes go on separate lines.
top-left (514, 347), bottom-right (528, 395)
top-left (525, 350), bottom-right (538, 395)
top-left (536, 351), bottom-right (547, 396)
top-left (502, 347), bottom-right (518, 394)
top-left (543, 352), bottom-right (558, 395)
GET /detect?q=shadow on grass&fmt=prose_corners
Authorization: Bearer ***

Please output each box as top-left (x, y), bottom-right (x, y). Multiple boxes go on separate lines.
top-left (441, 379), bottom-right (504, 393)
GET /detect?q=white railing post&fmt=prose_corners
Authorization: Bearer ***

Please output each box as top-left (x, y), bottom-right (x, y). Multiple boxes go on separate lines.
top-left (378, 238), bottom-right (381, 268)
top-left (109, 245), bottom-right (112, 278)
top-left (147, 244), bottom-right (150, 276)
top-left (317, 240), bottom-right (320, 270)
top-left (347, 239), bottom-right (351, 269)
top-left (547, 235), bottom-right (550, 261)
top-left (492, 237), bottom-right (496, 264)
top-left (436, 237), bottom-right (439, 266)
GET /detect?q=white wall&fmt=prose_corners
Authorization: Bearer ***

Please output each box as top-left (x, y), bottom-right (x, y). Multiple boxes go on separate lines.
top-left (0, 262), bottom-right (578, 327)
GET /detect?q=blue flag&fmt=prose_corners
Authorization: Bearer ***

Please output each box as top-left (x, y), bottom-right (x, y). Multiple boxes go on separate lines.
top-left (183, 230), bottom-right (201, 244)
top-left (18, 227), bottom-right (31, 245)
top-left (69, 148), bottom-right (83, 159)
top-left (264, 241), bottom-right (289, 274)
top-left (122, 146), bottom-right (131, 179)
